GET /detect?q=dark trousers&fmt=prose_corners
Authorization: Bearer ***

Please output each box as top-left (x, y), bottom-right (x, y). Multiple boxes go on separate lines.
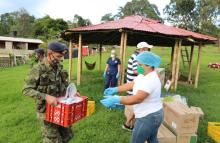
top-left (104, 71), bottom-right (118, 89)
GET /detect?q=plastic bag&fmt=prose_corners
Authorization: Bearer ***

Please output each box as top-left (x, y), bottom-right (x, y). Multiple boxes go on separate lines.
top-left (65, 83), bottom-right (77, 98)
top-left (173, 95), bottom-right (188, 106)
top-left (58, 83), bottom-right (82, 104)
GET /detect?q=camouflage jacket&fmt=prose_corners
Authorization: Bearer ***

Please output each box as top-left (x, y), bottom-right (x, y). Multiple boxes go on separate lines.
top-left (22, 59), bottom-right (69, 113)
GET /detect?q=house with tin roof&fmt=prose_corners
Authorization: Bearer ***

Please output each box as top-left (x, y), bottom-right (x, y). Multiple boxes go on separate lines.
top-left (0, 36), bottom-right (43, 67)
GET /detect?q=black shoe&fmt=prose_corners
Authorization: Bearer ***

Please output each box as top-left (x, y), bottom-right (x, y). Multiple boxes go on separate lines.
top-left (122, 124), bottom-right (133, 132)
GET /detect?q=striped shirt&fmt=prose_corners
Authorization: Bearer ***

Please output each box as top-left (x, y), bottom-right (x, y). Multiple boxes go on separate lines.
top-left (126, 52), bottom-right (138, 95)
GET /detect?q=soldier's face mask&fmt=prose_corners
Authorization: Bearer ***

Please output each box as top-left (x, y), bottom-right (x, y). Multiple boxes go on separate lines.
top-left (49, 53), bottom-right (64, 66)
top-left (35, 53), bottom-right (42, 62)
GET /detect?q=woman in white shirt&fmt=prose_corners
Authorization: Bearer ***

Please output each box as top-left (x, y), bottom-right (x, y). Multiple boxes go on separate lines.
top-left (101, 51), bottom-right (163, 143)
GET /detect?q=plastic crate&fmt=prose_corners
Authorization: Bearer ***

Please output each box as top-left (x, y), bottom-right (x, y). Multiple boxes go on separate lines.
top-left (208, 122), bottom-right (220, 143)
top-left (45, 96), bottom-right (88, 127)
top-left (86, 101), bottom-right (95, 117)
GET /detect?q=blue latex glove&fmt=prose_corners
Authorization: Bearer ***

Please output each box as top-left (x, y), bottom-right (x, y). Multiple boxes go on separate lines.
top-left (116, 73), bottom-right (119, 79)
top-left (103, 72), bottom-right (106, 78)
top-left (104, 87), bottom-right (118, 96)
top-left (100, 96), bottom-right (121, 108)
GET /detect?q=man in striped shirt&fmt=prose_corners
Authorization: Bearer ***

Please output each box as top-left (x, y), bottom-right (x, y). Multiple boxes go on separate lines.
top-left (123, 41), bottom-right (153, 131)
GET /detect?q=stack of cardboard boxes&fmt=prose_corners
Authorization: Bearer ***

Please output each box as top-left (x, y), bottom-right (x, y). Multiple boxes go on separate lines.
top-left (163, 101), bottom-right (202, 143)
top-left (145, 100), bottom-right (204, 143)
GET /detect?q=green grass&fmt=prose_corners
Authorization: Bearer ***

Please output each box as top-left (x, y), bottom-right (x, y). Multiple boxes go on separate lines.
top-left (0, 46), bottom-right (220, 143)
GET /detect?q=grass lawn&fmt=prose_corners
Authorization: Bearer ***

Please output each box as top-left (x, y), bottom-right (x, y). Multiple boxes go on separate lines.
top-left (0, 46), bottom-right (219, 143)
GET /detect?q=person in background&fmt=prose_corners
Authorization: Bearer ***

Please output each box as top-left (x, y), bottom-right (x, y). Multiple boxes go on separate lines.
top-left (101, 51), bottom-right (163, 143)
top-left (124, 41), bottom-right (153, 131)
top-left (103, 49), bottom-right (121, 89)
top-left (22, 42), bottom-right (74, 143)
top-left (34, 48), bottom-right (45, 63)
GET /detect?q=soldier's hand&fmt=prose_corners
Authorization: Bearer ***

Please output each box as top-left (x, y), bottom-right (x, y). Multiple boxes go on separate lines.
top-left (76, 92), bottom-right (80, 96)
top-left (46, 94), bottom-right (58, 106)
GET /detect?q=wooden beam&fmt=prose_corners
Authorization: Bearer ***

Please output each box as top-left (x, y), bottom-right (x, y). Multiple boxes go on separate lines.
top-left (118, 32), bottom-right (125, 85)
top-left (218, 38), bottom-right (220, 53)
top-left (68, 40), bottom-right (73, 82)
top-left (170, 46), bottom-right (174, 72)
top-left (194, 44), bottom-right (202, 88)
top-left (77, 34), bottom-right (82, 85)
top-left (174, 39), bottom-right (182, 90)
top-left (121, 32), bottom-right (128, 85)
top-left (171, 40), bottom-right (179, 90)
top-left (99, 44), bottom-right (102, 71)
top-left (188, 45), bottom-right (194, 83)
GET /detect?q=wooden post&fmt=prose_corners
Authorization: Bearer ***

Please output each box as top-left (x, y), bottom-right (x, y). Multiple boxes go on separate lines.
top-left (188, 45), bottom-right (194, 82)
top-left (68, 40), bottom-right (73, 82)
top-left (77, 34), bottom-right (82, 85)
top-left (121, 32), bottom-right (128, 84)
top-left (170, 46), bottom-right (174, 72)
top-left (194, 44), bottom-right (202, 88)
top-left (171, 40), bottom-right (179, 89)
top-left (174, 40), bottom-right (182, 90)
top-left (218, 38), bottom-right (220, 53)
top-left (99, 44), bottom-right (102, 71)
top-left (118, 32), bottom-right (125, 85)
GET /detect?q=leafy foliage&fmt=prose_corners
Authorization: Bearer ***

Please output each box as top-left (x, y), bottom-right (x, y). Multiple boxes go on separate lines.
top-left (34, 15), bottom-right (68, 40)
top-left (164, 0), bottom-right (220, 37)
top-left (101, 13), bottom-right (115, 22)
top-left (0, 9), bottom-right (91, 41)
top-left (101, 0), bottom-right (163, 22)
top-left (70, 14), bottom-right (92, 28)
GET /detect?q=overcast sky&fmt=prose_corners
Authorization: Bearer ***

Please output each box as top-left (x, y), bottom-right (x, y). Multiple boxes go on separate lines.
top-left (0, 0), bottom-right (170, 24)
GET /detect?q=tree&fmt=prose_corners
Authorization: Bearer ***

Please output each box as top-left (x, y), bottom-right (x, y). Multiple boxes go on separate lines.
top-left (101, 13), bottom-right (115, 22)
top-left (164, 0), bottom-right (220, 37)
top-left (197, 0), bottom-right (220, 36)
top-left (12, 8), bottom-right (35, 37)
top-left (0, 8), bottom-right (35, 37)
top-left (72, 14), bottom-right (92, 28)
top-left (116, 0), bottom-right (163, 21)
top-left (164, 0), bottom-right (200, 31)
top-left (0, 8), bottom-right (69, 40)
top-left (33, 15), bottom-right (68, 40)
top-left (0, 12), bottom-right (16, 36)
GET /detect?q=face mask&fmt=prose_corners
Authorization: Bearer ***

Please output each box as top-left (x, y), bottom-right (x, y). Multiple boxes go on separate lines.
top-left (137, 65), bottom-right (145, 75)
top-left (111, 54), bottom-right (116, 58)
top-left (50, 54), bottom-right (63, 66)
top-left (34, 57), bottom-right (39, 62)
top-left (61, 57), bottom-right (64, 62)
top-left (34, 54), bottom-right (39, 62)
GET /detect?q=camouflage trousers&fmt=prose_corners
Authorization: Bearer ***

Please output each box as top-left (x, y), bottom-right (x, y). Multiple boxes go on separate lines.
top-left (37, 113), bottom-right (74, 143)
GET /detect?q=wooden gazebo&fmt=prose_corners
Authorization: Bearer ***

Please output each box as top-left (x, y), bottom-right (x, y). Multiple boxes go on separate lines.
top-left (61, 15), bottom-right (217, 91)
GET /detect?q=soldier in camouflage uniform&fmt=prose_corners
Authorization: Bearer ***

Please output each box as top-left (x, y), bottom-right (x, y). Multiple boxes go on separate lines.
top-left (22, 42), bottom-right (74, 143)
top-left (35, 48), bottom-right (45, 63)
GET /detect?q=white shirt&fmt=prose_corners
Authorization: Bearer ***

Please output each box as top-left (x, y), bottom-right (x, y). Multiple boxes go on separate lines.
top-left (133, 71), bottom-right (162, 118)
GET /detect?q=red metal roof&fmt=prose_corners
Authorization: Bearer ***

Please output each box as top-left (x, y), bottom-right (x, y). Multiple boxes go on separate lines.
top-left (67, 15), bottom-right (217, 41)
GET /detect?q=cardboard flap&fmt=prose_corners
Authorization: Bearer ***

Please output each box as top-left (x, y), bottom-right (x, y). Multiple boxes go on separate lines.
top-left (190, 106), bottom-right (204, 118)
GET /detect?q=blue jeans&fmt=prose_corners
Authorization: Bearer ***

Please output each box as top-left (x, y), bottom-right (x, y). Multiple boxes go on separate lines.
top-left (131, 109), bottom-right (163, 143)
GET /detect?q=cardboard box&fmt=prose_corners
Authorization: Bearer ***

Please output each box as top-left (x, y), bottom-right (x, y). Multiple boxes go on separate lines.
top-left (145, 124), bottom-right (176, 143)
top-left (163, 101), bottom-right (200, 134)
top-left (158, 124), bottom-right (176, 143)
top-left (190, 106), bottom-right (204, 118)
top-left (156, 68), bottom-right (165, 86)
top-left (176, 134), bottom-right (197, 143)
